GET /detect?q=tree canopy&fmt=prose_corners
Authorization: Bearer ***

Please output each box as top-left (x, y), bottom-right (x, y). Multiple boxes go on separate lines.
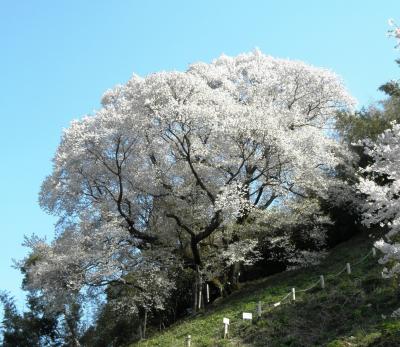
top-left (20, 51), bottom-right (355, 328)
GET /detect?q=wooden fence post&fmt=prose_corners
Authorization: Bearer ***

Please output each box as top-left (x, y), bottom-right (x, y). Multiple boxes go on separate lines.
top-left (292, 288), bottom-right (296, 301)
top-left (346, 263), bottom-right (351, 275)
top-left (223, 318), bottom-right (230, 339)
top-left (186, 335), bottom-right (191, 347)
top-left (320, 275), bottom-right (325, 289)
top-left (372, 248), bottom-right (377, 257)
top-left (257, 301), bottom-right (262, 319)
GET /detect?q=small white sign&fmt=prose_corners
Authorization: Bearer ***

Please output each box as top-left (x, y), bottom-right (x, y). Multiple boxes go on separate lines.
top-left (223, 317), bottom-right (230, 325)
top-left (242, 312), bottom-right (252, 320)
top-left (273, 302), bottom-right (281, 307)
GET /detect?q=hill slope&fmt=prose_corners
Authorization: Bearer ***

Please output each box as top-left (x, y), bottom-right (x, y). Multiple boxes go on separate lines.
top-left (132, 234), bottom-right (400, 347)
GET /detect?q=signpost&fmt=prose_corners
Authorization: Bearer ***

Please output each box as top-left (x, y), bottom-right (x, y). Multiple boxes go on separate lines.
top-left (223, 317), bottom-right (230, 339)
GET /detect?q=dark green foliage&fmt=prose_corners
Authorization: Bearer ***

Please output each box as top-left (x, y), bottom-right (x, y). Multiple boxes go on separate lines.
top-left (336, 105), bottom-right (399, 146)
top-left (379, 60), bottom-right (400, 98)
top-left (379, 80), bottom-right (400, 98)
top-left (336, 57), bottom-right (400, 146)
top-left (81, 305), bottom-right (141, 347)
top-left (0, 292), bottom-right (61, 347)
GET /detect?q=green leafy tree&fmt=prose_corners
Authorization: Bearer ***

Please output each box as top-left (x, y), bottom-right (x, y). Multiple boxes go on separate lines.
top-left (0, 292), bottom-right (61, 347)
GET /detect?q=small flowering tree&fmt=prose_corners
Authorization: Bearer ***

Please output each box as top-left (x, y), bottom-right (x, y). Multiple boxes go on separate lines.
top-left (21, 229), bottom-right (177, 315)
top-left (357, 123), bottom-right (400, 316)
top-left (356, 20), bottom-right (400, 317)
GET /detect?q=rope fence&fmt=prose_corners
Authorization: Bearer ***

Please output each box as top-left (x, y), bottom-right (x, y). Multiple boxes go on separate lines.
top-left (296, 278), bottom-right (321, 293)
top-left (183, 246), bottom-right (377, 346)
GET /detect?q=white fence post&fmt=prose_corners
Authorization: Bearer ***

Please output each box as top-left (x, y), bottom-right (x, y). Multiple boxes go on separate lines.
top-left (372, 248), bottom-right (377, 257)
top-left (186, 335), bottom-right (191, 347)
top-left (292, 288), bottom-right (296, 301)
top-left (223, 318), bottom-right (230, 339)
top-left (346, 263), bottom-right (351, 275)
top-left (320, 275), bottom-right (325, 289)
top-left (206, 283), bottom-right (210, 303)
top-left (257, 301), bottom-right (262, 319)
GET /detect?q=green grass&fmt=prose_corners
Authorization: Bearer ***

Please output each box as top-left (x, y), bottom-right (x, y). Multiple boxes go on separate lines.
top-left (131, 234), bottom-right (400, 347)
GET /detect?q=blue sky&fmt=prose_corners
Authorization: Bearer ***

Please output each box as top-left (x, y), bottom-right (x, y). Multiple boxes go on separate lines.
top-left (0, 0), bottom-right (399, 309)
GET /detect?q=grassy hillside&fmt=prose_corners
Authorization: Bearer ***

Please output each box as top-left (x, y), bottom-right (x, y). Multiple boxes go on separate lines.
top-left (132, 234), bottom-right (400, 347)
